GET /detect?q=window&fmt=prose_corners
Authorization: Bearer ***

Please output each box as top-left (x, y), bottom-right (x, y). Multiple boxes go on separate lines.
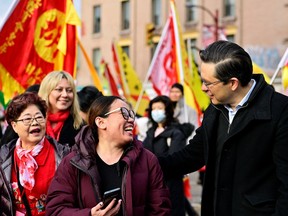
top-left (152, 0), bottom-right (161, 26)
top-left (226, 35), bottom-right (235, 42)
top-left (121, 1), bottom-right (130, 30)
top-left (92, 48), bottom-right (101, 72)
top-left (93, 5), bottom-right (101, 33)
top-left (151, 42), bottom-right (158, 60)
top-left (76, 44), bottom-right (80, 69)
top-left (224, 0), bottom-right (235, 17)
top-left (185, 38), bottom-right (198, 58)
top-left (186, 0), bottom-right (197, 22)
top-left (122, 46), bottom-right (130, 57)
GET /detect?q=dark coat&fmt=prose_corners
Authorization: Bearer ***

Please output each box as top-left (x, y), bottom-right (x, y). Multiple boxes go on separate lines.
top-left (143, 122), bottom-right (187, 157)
top-left (143, 123), bottom-right (189, 216)
top-left (0, 136), bottom-right (70, 216)
top-left (45, 126), bottom-right (171, 216)
top-left (57, 114), bottom-right (83, 147)
top-left (160, 74), bottom-right (288, 216)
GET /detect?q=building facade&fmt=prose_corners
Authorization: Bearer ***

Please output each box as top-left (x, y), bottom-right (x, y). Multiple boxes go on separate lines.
top-left (76, 0), bottom-right (288, 90)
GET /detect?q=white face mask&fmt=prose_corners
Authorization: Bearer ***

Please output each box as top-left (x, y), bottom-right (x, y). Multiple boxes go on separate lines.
top-left (151, 109), bottom-right (166, 123)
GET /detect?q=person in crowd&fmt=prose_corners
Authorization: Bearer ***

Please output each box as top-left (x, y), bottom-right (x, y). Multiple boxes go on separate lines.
top-left (159, 40), bottom-right (288, 216)
top-left (0, 84), bottom-right (41, 147)
top-left (45, 95), bottom-right (171, 216)
top-left (38, 71), bottom-right (83, 147)
top-left (134, 108), bottom-right (151, 141)
top-left (169, 82), bottom-right (202, 216)
top-left (142, 95), bottom-right (193, 216)
top-left (77, 85), bottom-right (103, 123)
top-left (0, 92), bottom-right (70, 216)
top-left (169, 82), bottom-right (198, 130)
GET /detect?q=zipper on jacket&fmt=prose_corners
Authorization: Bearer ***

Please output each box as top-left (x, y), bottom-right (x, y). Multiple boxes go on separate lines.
top-left (121, 165), bottom-right (128, 216)
top-left (212, 104), bottom-right (231, 134)
top-left (70, 160), bottom-right (101, 203)
top-left (212, 103), bottom-right (249, 134)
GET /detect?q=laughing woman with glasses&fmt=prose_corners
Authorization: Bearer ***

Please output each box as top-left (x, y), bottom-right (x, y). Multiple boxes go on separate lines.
top-left (46, 95), bottom-right (171, 216)
top-left (0, 92), bottom-right (70, 216)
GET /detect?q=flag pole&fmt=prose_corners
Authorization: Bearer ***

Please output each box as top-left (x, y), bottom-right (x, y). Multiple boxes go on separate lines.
top-left (171, 0), bottom-right (189, 122)
top-left (134, 19), bottom-right (171, 113)
top-left (270, 48), bottom-right (288, 85)
top-left (270, 68), bottom-right (281, 85)
top-left (77, 37), bottom-right (104, 91)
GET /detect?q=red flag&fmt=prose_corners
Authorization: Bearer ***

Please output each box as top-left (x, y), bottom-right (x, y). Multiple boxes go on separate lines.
top-left (147, 14), bottom-right (179, 96)
top-left (112, 42), bottom-right (123, 88)
top-left (0, 0), bottom-right (80, 103)
top-left (102, 60), bottom-right (120, 96)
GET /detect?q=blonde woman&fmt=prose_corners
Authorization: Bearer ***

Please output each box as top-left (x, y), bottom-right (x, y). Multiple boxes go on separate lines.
top-left (38, 71), bottom-right (83, 147)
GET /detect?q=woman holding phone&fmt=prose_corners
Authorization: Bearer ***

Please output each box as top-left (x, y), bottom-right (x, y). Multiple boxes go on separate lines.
top-left (46, 96), bottom-right (171, 216)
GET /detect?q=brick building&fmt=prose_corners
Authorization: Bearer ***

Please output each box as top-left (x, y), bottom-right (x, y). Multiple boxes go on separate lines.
top-left (76, 0), bottom-right (288, 91)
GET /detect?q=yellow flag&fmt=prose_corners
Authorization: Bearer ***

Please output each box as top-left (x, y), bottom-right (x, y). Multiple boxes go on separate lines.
top-left (171, 0), bottom-right (210, 116)
top-left (282, 65), bottom-right (288, 90)
top-left (252, 62), bottom-right (271, 83)
top-left (115, 44), bottom-right (150, 116)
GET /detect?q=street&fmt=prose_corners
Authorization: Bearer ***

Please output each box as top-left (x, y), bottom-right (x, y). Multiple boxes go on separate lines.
top-left (188, 172), bottom-right (202, 215)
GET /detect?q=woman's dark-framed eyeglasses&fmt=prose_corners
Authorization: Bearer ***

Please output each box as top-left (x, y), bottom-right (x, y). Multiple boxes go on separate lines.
top-left (104, 107), bottom-right (135, 120)
top-left (14, 116), bottom-right (45, 126)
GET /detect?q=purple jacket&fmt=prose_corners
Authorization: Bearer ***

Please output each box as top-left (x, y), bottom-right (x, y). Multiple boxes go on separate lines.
top-left (45, 126), bottom-right (171, 216)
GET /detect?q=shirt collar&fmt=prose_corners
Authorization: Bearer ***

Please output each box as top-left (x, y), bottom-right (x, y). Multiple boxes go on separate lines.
top-left (225, 79), bottom-right (256, 111)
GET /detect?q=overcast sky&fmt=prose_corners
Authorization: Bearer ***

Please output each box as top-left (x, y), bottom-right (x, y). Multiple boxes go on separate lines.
top-left (0, 0), bottom-right (14, 27)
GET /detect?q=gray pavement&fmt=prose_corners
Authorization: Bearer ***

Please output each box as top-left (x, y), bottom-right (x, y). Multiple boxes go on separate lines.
top-left (187, 172), bottom-right (202, 216)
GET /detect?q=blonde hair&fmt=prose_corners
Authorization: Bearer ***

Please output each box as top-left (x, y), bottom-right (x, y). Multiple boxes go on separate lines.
top-left (38, 71), bottom-right (82, 129)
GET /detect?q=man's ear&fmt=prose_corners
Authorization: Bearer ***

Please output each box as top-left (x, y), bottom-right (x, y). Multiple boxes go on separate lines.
top-left (230, 78), bottom-right (239, 91)
top-left (95, 117), bottom-right (106, 129)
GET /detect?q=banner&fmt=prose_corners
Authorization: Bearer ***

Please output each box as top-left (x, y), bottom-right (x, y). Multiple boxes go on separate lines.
top-left (147, 14), bottom-right (179, 96)
top-left (0, 0), bottom-right (80, 103)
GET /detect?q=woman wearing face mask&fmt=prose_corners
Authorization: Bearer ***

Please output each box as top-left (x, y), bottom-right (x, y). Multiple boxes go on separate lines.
top-left (143, 95), bottom-right (191, 216)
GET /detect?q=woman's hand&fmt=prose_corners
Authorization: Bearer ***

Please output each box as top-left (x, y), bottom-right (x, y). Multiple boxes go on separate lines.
top-left (91, 199), bottom-right (122, 216)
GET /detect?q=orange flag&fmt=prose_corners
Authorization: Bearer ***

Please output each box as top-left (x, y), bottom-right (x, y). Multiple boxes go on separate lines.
top-left (0, 0), bottom-right (80, 103)
top-left (78, 37), bottom-right (103, 92)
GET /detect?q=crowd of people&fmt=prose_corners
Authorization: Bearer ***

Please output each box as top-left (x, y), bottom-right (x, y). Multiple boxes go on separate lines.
top-left (0, 40), bottom-right (288, 216)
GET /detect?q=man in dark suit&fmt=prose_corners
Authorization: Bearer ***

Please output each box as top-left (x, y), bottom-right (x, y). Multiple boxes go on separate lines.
top-left (159, 40), bottom-right (288, 216)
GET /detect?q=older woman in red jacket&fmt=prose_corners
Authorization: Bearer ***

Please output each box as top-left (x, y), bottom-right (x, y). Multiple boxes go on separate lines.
top-left (46, 96), bottom-right (171, 216)
top-left (0, 92), bottom-right (70, 216)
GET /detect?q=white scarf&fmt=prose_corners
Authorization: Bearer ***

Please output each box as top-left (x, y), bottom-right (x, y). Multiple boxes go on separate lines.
top-left (15, 138), bottom-right (44, 190)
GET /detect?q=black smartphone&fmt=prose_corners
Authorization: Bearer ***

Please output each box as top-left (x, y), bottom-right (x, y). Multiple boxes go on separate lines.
top-left (102, 187), bottom-right (121, 208)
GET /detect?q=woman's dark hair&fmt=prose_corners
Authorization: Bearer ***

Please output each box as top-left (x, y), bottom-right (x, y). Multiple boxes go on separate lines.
top-left (77, 86), bottom-right (103, 113)
top-left (5, 92), bottom-right (48, 126)
top-left (148, 95), bottom-right (176, 128)
top-left (87, 95), bottom-right (125, 143)
top-left (199, 40), bottom-right (253, 86)
top-left (25, 84), bottom-right (40, 93)
top-left (171, 83), bottom-right (184, 95)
